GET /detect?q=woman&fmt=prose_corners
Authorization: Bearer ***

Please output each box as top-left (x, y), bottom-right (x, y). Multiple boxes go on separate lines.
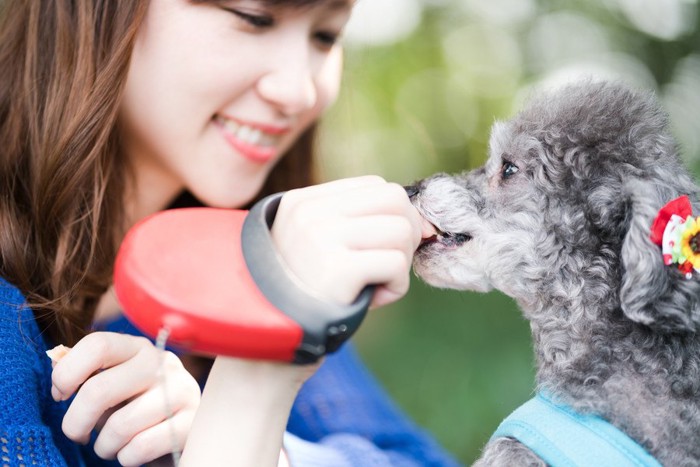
top-left (0, 0), bottom-right (459, 466)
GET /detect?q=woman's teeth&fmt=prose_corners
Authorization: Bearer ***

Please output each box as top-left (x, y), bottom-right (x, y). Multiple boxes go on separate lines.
top-left (216, 116), bottom-right (280, 147)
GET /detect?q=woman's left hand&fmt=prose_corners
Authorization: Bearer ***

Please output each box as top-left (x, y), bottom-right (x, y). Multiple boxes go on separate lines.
top-left (50, 332), bottom-right (201, 466)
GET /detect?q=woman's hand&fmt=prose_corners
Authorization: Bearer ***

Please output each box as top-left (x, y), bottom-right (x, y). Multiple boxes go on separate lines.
top-left (272, 176), bottom-right (425, 308)
top-left (50, 332), bottom-right (201, 467)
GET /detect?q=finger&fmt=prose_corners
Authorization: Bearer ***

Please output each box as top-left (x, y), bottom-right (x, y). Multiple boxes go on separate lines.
top-left (116, 410), bottom-right (196, 467)
top-left (276, 177), bottom-right (389, 226)
top-left (341, 215), bottom-right (421, 254)
top-left (282, 175), bottom-right (386, 203)
top-left (418, 211), bottom-right (439, 239)
top-left (321, 183), bottom-right (416, 218)
top-left (275, 183), bottom-right (418, 240)
top-left (93, 353), bottom-right (198, 436)
top-left (370, 285), bottom-right (409, 309)
top-left (93, 390), bottom-right (165, 459)
top-left (52, 333), bottom-right (152, 400)
top-left (353, 250), bottom-right (412, 292)
top-left (342, 249), bottom-right (411, 305)
top-left (62, 348), bottom-right (160, 444)
top-left (95, 401), bottom-right (126, 432)
top-left (94, 366), bottom-right (200, 459)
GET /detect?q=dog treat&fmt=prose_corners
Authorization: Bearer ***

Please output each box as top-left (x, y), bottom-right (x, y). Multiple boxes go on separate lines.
top-left (46, 344), bottom-right (70, 364)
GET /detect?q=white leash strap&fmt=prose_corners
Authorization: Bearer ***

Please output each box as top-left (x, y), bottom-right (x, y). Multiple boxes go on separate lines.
top-left (155, 327), bottom-right (181, 466)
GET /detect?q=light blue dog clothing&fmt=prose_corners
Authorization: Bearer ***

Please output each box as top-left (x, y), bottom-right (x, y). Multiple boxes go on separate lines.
top-left (491, 392), bottom-right (662, 467)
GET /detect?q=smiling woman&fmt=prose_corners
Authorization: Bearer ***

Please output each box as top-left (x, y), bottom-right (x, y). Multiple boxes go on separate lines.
top-left (119, 0), bottom-right (348, 213)
top-left (0, 0), bottom-right (459, 466)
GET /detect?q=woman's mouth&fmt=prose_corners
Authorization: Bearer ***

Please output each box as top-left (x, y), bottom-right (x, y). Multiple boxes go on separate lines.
top-left (214, 115), bottom-right (287, 164)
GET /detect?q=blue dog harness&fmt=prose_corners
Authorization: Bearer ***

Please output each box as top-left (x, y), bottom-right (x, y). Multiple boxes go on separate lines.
top-left (491, 393), bottom-right (662, 467)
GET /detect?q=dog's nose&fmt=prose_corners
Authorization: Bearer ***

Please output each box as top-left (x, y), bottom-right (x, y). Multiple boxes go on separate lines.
top-left (404, 185), bottom-right (419, 199)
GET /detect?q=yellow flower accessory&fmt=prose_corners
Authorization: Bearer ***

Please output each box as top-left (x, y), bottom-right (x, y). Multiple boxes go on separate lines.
top-left (680, 216), bottom-right (700, 269)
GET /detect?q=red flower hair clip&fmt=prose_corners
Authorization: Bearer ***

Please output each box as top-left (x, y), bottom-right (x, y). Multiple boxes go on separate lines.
top-left (650, 195), bottom-right (700, 279)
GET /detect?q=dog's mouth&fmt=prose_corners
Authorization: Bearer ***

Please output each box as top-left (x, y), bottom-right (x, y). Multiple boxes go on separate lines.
top-left (418, 222), bottom-right (472, 251)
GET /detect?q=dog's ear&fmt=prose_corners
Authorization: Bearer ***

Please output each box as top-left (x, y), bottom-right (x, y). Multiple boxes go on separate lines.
top-left (619, 179), bottom-right (700, 333)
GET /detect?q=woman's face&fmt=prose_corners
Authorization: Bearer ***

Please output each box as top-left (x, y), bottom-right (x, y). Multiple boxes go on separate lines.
top-left (120, 0), bottom-right (351, 214)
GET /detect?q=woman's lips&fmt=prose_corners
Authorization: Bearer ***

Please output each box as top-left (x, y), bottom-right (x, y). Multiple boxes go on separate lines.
top-left (214, 115), bottom-right (288, 164)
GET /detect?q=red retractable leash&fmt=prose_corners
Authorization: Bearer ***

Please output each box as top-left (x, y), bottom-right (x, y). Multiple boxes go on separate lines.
top-left (114, 193), bottom-right (373, 364)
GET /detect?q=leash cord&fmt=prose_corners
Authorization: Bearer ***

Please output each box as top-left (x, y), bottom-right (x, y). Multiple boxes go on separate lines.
top-left (155, 327), bottom-right (181, 466)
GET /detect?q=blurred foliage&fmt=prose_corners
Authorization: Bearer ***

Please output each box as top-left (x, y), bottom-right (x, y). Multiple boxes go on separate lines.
top-left (354, 281), bottom-right (534, 463)
top-left (316, 0), bottom-right (700, 464)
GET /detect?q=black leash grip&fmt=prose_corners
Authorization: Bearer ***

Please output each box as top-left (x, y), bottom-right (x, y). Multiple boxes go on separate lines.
top-left (241, 192), bottom-right (374, 364)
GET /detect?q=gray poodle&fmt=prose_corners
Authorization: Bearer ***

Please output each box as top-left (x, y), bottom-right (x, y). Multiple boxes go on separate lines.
top-left (409, 80), bottom-right (700, 466)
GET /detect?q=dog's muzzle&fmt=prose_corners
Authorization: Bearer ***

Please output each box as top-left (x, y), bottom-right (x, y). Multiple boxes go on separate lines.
top-left (405, 185), bottom-right (472, 250)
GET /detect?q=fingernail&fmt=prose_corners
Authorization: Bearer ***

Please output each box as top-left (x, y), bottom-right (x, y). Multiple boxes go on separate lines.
top-left (51, 385), bottom-right (64, 401)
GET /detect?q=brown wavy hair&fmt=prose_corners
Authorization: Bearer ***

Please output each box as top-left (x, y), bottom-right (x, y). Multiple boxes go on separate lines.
top-left (0, 0), bottom-right (318, 346)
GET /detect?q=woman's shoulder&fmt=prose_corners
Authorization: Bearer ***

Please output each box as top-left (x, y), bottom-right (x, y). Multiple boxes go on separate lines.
top-left (0, 276), bottom-right (47, 356)
top-left (0, 276), bottom-right (28, 304)
top-left (0, 276), bottom-right (53, 411)
top-left (0, 279), bottom-right (84, 465)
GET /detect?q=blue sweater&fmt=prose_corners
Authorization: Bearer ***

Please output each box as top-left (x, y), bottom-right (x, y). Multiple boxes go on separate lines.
top-left (0, 278), bottom-right (461, 466)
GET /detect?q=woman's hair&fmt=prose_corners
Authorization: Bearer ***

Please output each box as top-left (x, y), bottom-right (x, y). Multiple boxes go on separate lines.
top-left (0, 0), bottom-right (318, 346)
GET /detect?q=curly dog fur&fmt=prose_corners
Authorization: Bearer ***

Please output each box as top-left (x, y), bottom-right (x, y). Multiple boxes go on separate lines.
top-left (410, 80), bottom-right (700, 466)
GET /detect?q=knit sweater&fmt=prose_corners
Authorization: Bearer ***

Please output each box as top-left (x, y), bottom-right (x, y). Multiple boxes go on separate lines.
top-left (0, 278), bottom-right (461, 466)
top-left (0, 278), bottom-right (87, 466)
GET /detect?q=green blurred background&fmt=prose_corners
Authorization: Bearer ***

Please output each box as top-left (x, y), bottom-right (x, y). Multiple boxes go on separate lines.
top-left (316, 0), bottom-right (700, 464)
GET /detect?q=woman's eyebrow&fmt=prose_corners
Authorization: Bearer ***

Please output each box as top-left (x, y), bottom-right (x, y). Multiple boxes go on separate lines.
top-left (260, 0), bottom-right (352, 8)
top-left (327, 0), bottom-right (353, 10)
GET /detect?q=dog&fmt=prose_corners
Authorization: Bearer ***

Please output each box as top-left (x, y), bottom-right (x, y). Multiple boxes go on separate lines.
top-left (408, 80), bottom-right (700, 466)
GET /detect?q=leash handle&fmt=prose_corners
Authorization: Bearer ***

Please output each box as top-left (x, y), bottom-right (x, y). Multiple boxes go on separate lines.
top-left (243, 193), bottom-right (373, 364)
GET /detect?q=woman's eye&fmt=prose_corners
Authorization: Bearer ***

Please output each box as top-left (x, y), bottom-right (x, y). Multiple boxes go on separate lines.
top-left (502, 161), bottom-right (519, 179)
top-left (314, 31), bottom-right (340, 50)
top-left (226, 8), bottom-right (274, 29)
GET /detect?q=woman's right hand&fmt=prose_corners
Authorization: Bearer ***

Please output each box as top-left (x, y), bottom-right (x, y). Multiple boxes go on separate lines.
top-left (271, 176), bottom-right (425, 308)
top-left (50, 332), bottom-right (201, 466)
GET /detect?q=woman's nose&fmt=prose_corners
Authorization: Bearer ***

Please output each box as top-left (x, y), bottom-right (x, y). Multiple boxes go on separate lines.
top-left (257, 53), bottom-right (318, 117)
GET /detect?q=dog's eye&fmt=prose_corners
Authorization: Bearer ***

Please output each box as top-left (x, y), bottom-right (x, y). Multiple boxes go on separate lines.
top-left (502, 161), bottom-right (519, 179)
